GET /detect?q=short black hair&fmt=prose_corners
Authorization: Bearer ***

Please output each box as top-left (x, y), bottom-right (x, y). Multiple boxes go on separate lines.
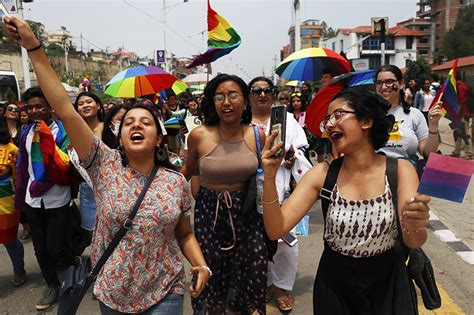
top-left (287, 93), bottom-right (308, 113)
top-left (331, 89), bottom-right (395, 150)
top-left (248, 76), bottom-right (275, 89)
top-left (199, 73), bottom-right (252, 126)
top-left (375, 65), bottom-right (410, 114)
top-left (74, 91), bottom-right (105, 122)
top-left (22, 86), bottom-right (45, 103)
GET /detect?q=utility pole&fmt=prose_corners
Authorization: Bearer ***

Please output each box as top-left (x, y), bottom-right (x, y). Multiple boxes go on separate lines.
top-left (18, 0), bottom-right (31, 89)
top-left (163, 0), bottom-right (168, 72)
top-left (294, 0), bottom-right (301, 52)
top-left (380, 18), bottom-right (386, 67)
top-left (272, 54), bottom-right (278, 84)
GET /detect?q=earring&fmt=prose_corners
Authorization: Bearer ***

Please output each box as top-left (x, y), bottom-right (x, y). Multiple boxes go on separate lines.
top-left (155, 147), bottom-right (167, 162)
top-left (118, 144), bottom-right (128, 166)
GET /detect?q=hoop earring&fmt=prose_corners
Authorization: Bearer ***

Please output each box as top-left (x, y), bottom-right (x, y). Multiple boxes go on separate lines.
top-left (118, 144), bottom-right (128, 166)
top-left (155, 146), bottom-right (167, 162)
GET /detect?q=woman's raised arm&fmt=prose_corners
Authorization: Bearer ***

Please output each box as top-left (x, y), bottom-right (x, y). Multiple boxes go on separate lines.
top-left (4, 16), bottom-right (93, 160)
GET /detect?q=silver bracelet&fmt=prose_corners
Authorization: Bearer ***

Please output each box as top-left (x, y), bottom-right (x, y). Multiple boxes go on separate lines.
top-left (200, 266), bottom-right (212, 277)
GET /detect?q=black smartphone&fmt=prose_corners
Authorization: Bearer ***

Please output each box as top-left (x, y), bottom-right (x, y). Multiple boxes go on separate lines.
top-left (281, 233), bottom-right (298, 247)
top-left (269, 105), bottom-right (287, 157)
top-left (192, 270), bottom-right (199, 289)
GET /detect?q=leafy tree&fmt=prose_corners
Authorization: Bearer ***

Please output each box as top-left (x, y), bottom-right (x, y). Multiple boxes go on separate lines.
top-left (321, 23), bottom-right (337, 40)
top-left (442, 5), bottom-right (474, 60)
top-left (404, 58), bottom-right (432, 87)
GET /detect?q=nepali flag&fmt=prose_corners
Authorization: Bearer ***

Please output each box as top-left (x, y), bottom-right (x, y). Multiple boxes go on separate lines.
top-left (186, 0), bottom-right (241, 68)
top-left (430, 59), bottom-right (459, 125)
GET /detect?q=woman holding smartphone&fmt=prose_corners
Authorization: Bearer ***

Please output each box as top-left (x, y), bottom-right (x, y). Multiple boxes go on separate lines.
top-left (249, 77), bottom-right (310, 312)
top-left (261, 89), bottom-right (431, 314)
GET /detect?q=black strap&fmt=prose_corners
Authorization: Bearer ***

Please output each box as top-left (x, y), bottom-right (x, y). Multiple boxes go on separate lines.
top-left (89, 164), bottom-right (159, 279)
top-left (320, 157), bottom-right (344, 221)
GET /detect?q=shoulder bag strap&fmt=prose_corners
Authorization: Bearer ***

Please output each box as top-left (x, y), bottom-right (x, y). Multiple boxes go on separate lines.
top-left (319, 157), bottom-right (344, 221)
top-left (385, 157), bottom-right (407, 251)
top-left (253, 126), bottom-right (262, 169)
top-left (89, 164), bottom-right (159, 278)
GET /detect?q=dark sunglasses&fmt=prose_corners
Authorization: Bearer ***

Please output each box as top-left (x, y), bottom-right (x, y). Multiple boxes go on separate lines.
top-left (6, 106), bottom-right (19, 112)
top-left (250, 86), bottom-right (273, 95)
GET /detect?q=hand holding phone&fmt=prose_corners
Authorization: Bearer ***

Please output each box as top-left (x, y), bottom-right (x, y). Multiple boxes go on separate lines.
top-left (191, 269), bottom-right (199, 290)
top-left (282, 233), bottom-right (298, 247)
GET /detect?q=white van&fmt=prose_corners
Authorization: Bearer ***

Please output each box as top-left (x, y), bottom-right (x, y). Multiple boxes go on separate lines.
top-left (0, 71), bottom-right (20, 102)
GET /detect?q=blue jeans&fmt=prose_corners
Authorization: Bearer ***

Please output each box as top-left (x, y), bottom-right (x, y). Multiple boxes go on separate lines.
top-left (99, 293), bottom-right (183, 315)
top-left (4, 238), bottom-right (25, 274)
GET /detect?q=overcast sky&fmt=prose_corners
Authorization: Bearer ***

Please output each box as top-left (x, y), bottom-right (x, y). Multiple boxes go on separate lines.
top-left (22, 0), bottom-right (417, 81)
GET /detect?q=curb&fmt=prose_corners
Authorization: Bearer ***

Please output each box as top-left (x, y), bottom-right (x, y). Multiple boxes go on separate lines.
top-left (429, 211), bottom-right (474, 265)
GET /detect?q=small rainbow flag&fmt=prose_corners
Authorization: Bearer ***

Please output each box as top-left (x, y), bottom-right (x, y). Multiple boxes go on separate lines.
top-left (418, 153), bottom-right (474, 203)
top-left (430, 59), bottom-right (459, 125)
top-left (186, 0), bottom-right (241, 68)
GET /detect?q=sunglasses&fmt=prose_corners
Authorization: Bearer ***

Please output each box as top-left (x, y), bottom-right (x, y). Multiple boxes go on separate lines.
top-left (291, 92), bottom-right (302, 97)
top-left (250, 86), bottom-right (273, 96)
top-left (6, 106), bottom-right (19, 113)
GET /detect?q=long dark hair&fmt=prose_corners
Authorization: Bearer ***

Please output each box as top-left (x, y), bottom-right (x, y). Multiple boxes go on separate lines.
top-left (287, 93), bottom-right (307, 113)
top-left (0, 118), bottom-right (11, 145)
top-left (375, 65), bottom-right (411, 114)
top-left (74, 91), bottom-right (105, 122)
top-left (102, 103), bottom-right (130, 149)
top-left (117, 103), bottom-right (176, 170)
top-left (199, 74), bottom-right (252, 126)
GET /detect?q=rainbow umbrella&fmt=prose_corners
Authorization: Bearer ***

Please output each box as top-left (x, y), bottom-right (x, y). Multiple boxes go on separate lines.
top-left (105, 66), bottom-right (179, 98)
top-left (163, 117), bottom-right (184, 129)
top-left (285, 80), bottom-right (303, 87)
top-left (276, 48), bottom-right (352, 82)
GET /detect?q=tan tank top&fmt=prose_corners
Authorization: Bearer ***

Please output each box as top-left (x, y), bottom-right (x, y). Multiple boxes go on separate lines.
top-left (199, 129), bottom-right (258, 185)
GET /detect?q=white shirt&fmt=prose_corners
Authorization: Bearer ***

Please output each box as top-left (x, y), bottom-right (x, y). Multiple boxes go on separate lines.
top-left (25, 121), bottom-right (71, 209)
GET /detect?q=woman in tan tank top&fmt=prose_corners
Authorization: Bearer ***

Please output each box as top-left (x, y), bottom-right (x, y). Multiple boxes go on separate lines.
top-left (181, 74), bottom-right (268, 314)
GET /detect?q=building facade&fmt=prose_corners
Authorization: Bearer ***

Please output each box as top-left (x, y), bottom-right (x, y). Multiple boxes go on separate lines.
top-left (288, 19), bottom-right (325, 52)
top-left (416, 0), bottom-right (472, 54)
top-left (320, 23), bottom-right (421, 70)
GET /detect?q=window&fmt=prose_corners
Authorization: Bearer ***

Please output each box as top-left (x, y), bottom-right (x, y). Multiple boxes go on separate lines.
top-left (340, 40), bottom-right (344, 52)
top-left (332, 42), bottom-right (336, 51)
top-left (419, 50), bottom-right (428, 55)
top-left (406, 36), bottom-right (414, 49)
top-left (362, 36), bottom-right (395, 50)
top-left (419, 37), bottom-right (429, 44)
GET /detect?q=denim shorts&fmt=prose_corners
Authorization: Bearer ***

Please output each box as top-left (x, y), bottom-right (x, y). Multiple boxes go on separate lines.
top-left (79, 182), bottom-right (97, 231)
top-left (99, 293), bottom-right (183, 315)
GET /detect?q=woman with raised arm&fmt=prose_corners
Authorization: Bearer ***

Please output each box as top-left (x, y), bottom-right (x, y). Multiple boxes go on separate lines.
top-left (5, 16), bottom-right (208, 314)
top-left (261, 89), bottom-right (431, 314)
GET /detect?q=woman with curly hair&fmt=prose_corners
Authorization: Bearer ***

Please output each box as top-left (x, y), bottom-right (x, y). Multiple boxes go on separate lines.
top-left (181, 73), bottom-right (268, 314)
top-left (262, 89), bottom-right (432, 314)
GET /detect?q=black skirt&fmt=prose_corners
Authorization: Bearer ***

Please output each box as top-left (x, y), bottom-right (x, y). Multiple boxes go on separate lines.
top-left (313, 243), bottom-right (418, 315)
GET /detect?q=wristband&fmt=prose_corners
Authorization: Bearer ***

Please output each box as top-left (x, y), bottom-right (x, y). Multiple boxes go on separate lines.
top-left (262, 197), bottom-right (279, 205)
top-left (27, 44), bottom-right (42, 52)
top-left (428, 130), bottom-right (438, 135)
top-left (200, 266), bottom-right (212, 277)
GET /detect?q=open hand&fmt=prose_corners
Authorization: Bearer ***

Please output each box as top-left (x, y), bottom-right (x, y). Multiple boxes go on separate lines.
top-left (3, 16), bottom-right (40, 50)
top-left (401, 194), bottom-right (431, 233)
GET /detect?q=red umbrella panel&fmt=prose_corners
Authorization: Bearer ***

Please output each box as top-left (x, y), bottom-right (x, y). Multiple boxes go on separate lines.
top-left (305, 83), bottom-right (345, 138)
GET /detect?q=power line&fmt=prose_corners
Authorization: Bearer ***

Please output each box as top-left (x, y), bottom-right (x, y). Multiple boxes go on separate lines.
top-left (122, 0), bottom-right (201, 50)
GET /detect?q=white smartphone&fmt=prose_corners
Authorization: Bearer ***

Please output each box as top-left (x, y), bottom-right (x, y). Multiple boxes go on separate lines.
top-left (281, 233), bottom-right (298, 247)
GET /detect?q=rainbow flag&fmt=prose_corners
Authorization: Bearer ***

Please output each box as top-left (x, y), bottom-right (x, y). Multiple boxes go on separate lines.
top-left (430, 59), bottom-right (458, 124)
top-left (186, 0), bottom-right (241, 68)
top-left (418, 153), bottom-right (474, 203)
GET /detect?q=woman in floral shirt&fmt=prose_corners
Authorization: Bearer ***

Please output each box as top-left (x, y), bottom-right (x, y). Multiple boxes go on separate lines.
top-left (5, 17), bottom-right (209, 314)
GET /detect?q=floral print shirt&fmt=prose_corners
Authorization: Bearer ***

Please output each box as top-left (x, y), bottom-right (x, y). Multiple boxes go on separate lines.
top-left (81, 137), bottom-right (192, 313)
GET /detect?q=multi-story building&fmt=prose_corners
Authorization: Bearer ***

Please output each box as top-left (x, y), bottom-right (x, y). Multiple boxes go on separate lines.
top-left (416, 0), bottom-right (472, 54)
top-left (320, 23), bottom-right (421, 70)
top-left (280, 44), bottom-right (291, 62)
top-left (399, 18), bottom-right (432, 59)
top-left (288, 19), bottom-right (325, 52)
top-left (46, 27), bottom-right (75, 49)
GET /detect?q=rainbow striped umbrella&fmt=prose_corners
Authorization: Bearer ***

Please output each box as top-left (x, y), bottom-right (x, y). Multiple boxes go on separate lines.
top-left (105, 66), bottom-right (179, 98)
top-left (276, 48), bottom-right (352, 82)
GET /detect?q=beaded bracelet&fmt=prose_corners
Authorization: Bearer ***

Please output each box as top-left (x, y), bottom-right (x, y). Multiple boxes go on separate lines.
top-left (27, 44), bottom-right (42, 52)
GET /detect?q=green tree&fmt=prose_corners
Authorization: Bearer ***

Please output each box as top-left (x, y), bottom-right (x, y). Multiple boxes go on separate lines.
top-left (404, 58), bottom-right (432, 87)
top-left (442, 5), bottom-right (474, 60)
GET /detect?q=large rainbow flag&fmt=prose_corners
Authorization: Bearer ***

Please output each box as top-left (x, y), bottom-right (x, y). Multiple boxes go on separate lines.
top-left (186, 0), bottom-right (241, 68)
top-left (430, 59), bottom-right (459, 124)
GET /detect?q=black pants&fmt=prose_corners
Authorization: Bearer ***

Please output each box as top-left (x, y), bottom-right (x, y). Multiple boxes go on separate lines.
top-left (25, 202), bottom-right (75, 287)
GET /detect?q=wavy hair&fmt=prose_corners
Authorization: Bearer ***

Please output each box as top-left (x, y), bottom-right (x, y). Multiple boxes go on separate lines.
top-left (74, 91), bottom-right (105, 122)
